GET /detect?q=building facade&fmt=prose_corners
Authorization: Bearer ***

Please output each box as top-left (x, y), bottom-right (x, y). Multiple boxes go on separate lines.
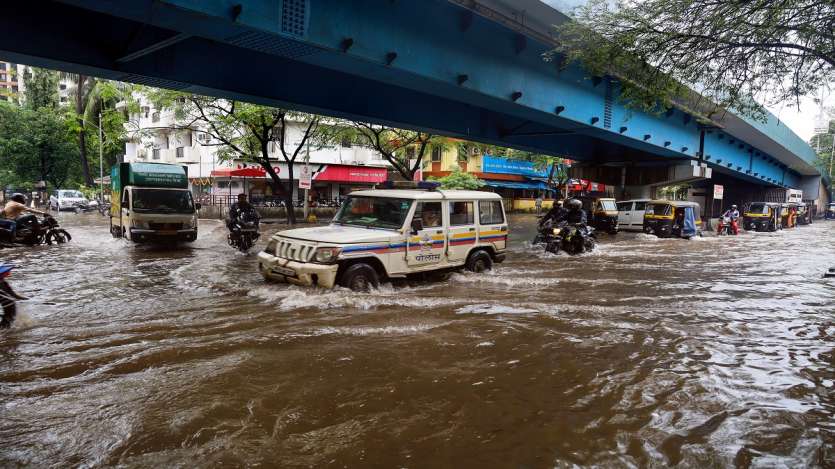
top-left (123, 95), bottom-right (391, 204)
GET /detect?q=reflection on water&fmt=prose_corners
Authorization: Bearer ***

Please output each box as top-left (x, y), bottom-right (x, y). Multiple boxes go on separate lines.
top-left (1, 213), bottom-right (834, 467)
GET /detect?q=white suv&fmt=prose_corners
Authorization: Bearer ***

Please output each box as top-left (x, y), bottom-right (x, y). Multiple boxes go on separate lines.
top-left (258, 189), bottom-right (508, 290)
top-left (616, 199), bottom-right (651, 231)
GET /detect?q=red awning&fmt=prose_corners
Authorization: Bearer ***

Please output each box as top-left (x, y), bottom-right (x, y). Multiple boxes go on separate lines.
top-left (210, 167), bottom-right (267, 178)
top-left (314, 165), bottom-right (387, 183)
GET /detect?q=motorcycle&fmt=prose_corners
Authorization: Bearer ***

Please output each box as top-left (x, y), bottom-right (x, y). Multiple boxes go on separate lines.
top-left (717, 216), bottom-right (739, 236)
top-left (0, 264), bottom-right (26, 329)
top-left (534, 219), bottom-right (597, 255)
top-left (0, 215), bottom-right (72, 246)
top-left (228, 211), bottom-right (260, 252)
top-left (97, 201), bottom-right (111, 216)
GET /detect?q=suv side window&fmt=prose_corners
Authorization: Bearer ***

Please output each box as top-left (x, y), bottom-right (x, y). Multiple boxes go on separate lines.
top-left (634, 201), bottom-right (647, 211)
top-left (449, 201), bottom-right (474, 226)
top-left (617, 202), bottom-right (631, 211)
top-left (416, 201), bottom-right (442, 228)
top-left (479, 200), bottom-right (504, 225)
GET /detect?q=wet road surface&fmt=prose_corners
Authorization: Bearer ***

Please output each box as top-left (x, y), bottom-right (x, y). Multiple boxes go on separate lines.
top-left (1, 213), bottom-right (834, 467)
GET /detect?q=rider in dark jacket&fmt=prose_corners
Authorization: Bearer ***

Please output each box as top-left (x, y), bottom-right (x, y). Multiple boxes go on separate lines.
top-left (227, 194), bottom-right (260, 231)
top-left (563, 198), bottom-right (588, 224)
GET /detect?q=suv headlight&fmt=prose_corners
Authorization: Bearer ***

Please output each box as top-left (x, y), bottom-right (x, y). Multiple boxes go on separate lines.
top-left (313, 247), bottom-right (341, 264)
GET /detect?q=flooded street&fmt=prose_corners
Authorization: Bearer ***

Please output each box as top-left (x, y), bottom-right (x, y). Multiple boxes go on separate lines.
top-left (1, 212), bottom-right (834, 467)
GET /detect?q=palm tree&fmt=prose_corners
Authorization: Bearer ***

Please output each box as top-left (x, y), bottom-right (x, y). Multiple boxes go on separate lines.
top-left (65, 74), bottom-right (99, 186)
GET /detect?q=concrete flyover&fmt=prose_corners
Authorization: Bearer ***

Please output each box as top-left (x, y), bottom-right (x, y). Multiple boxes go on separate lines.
top-left (0, 0), bottom-right (821, 195)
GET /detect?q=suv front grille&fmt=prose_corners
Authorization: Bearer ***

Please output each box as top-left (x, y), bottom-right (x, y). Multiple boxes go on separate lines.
top-left (275, 239), bottom-right (315, 262)
top-left (149, 223), bottom-right (183, 230)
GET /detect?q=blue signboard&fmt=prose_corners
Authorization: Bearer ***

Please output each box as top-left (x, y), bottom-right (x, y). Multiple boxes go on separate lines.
top-left (482, 155), bottom-right (547, 177)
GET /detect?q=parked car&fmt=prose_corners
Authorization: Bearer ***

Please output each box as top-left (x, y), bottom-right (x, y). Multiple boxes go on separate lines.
top-left (49, 190), bottom-right (89, 211)
top-left (616, 199), bottom-right (651, 231)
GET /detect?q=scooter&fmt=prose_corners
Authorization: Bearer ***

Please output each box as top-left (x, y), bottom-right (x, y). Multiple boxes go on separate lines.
top-left (717, 216), bottom-right (739, 236)
top-left (0, 264), bottom-right (26, 329)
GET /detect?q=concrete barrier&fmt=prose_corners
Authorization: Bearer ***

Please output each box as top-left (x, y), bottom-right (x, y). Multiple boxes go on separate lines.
top-left (198, 205), bottom-right (338, 221)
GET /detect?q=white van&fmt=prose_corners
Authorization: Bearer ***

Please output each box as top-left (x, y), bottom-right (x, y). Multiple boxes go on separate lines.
top-left (616, 199), bottom-right (651, 231)
top-left (257, 189), bottom-right (508, 290)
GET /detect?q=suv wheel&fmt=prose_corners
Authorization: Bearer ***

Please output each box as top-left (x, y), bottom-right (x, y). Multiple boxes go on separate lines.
top-left (338, 263), bottom-right (379, 292)
top-left (465, 250), bottom-right (493, 273)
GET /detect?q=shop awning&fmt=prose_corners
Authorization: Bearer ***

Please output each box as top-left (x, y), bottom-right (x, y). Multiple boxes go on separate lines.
top-left (314, 164), bottom-right (387, 183)
top-left (210, 167), bottom-right (266, 178)
top-left (483, 180), bottom-right (551, 190)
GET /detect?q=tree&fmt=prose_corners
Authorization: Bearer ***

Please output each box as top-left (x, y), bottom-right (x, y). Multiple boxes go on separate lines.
top-left (149, 91), bottom-right (333, 224)
top-left (345, 123), bottom-right (440, 181)
top-left (66, 74), bottom-right (100, 186)
top-left (0, 102), bottom-right (79, 189)
top-left (811, 119), bottom-right (835, 177)
top-left (552, 0), bottom-right (835, 120)
top-left (430, 168), bottom-right (485, 190)
top-left (21, 67), bottom-right (59, 110)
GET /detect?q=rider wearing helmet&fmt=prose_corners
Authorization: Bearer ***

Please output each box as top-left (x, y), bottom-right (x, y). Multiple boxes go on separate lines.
top-left (719, 204), bottom-right (740, 235)
top-left (0, 193), bottom-right (48, 239)
top-left (564, 198), bottom-right (588, 224)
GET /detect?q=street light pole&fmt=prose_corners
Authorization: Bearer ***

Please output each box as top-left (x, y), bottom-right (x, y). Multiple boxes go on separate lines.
top-left (99, 112), bottom-right (104, 201)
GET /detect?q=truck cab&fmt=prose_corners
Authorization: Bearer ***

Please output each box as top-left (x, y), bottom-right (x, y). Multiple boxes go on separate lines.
top-left (109, 163), bottom-right (199, 243)
top-left (257, 189), bottom-right (508, 291)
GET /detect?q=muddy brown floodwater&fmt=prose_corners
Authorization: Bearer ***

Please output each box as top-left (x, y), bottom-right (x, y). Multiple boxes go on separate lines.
top-left (1, 212), bottom-right (834, 467)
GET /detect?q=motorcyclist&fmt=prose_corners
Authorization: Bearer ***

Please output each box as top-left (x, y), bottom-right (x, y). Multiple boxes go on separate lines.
top-left (718, 204), bottom-right (740, 235)
top-left (227, 193), bottom-right (260, 232)
top-left (563, 198), bottom-right (588, 225)
top-left (0, 193), bottom-right (49, 238)
top-left (540, 200), bottom-right (566, 227)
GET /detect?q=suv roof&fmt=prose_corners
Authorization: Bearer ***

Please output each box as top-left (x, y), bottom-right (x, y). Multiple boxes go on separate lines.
top-left (350, 189), bottom-right (502, 200)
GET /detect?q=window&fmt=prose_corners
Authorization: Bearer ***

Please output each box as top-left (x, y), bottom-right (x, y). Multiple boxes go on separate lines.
top-left (176, 147), bottom-right (184, 158)
top-left (479, 200), bottom-right (504, 225)
top-left (181, 132), bottom-right (192, 147)
top-left (431, 146), bottom-right (442, 162)
top-left (449, 201), bottom-right (474, 225)
top-left (616, 202), bottom-right (631, 211)
top-left (600, 200), bottom-right (617, 211)
top-left (152, 149), bottom-right (160, 160)
top-left (0, 63), bottom-right (5, 71)
top-left (634, 201), bottom-right (647, 211)
top-left (0, 74), bottom-right (6, 82)
top-left (142, 106), bottom-right (150, 118)
top-left (334, 197), bottom-right (413, 230)
top-left (415, 201), bottom-right (443, 228)
top-left (59, 84), bottom-right (66, 90)
top-left (152, 111), bottom-right (160, 123)
top-left (645, 203), bottom-right (671, 215)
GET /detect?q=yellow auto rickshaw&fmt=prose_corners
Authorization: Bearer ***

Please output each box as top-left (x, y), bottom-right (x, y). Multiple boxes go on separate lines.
top-left (781, 203), bottom-right (798, 228)
top-left (743, 202), bottom-right (782, 232)
top-left (578, 196), bottom-right (619, 234)
top-left (643, 200), bottom-right (701, 239)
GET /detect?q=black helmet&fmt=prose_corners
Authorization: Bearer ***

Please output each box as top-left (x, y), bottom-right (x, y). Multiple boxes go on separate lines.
top-left (566, 198), bottom-right (582, 210)
top-left (10, 193), bottom-right (26, 204)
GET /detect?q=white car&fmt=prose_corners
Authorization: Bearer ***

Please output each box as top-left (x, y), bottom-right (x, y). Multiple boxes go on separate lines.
top-left (258, 188), bottom-right (508, 291)
top-left (616, 199), bottom-right (651, 231)
top-left (49, 190), bottom-right (89, 211)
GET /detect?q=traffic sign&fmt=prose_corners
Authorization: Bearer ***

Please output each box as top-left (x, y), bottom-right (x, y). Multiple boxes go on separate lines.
top-left (299, 164), bottom-right (312, 190)
top-left (713, 184), bottom-right (724, 200)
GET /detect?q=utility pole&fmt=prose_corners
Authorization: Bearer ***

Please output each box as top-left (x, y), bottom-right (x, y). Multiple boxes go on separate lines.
top-left (99, 112), bottom-right (104, 201)
top-left (302, 139), bottom-right (310, 221)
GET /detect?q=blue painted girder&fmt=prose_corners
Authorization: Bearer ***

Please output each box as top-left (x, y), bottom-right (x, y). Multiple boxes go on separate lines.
top-left (0, 0), bottom-right (810, 188)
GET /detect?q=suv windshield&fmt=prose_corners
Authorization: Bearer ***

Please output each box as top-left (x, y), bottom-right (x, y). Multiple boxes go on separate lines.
top-left (334, 196), bottom-right (412, 230)
top-left (646, 203), bottom-right (672, 216)
top-left (59, 190), bottom-right (84, 198)
top-left (132, 189), bottom-right (195, 214)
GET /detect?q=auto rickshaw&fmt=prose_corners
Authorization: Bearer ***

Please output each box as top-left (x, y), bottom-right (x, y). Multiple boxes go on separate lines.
top-left (578, 196), bottom-right (619, 234)
top-left (743, 202), bottom-right (782, 232)
top-left (643, 200), bottom-right (701, 239)
top-left (781, 203), bottom-right (798, 228)
top-left (826, 203), bottom-right (835, 220)
top-left (795, 203), bottom-right (811, 225)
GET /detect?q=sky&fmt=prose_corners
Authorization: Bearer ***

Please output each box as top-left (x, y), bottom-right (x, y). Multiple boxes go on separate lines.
top-left (766, 92), bottom-right (833, 142)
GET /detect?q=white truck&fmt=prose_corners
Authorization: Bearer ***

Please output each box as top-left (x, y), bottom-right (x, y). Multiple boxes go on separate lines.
top-left (109, 162), bottom-right (200, 244)
top-left (257, 188), bottom-right (508, 290)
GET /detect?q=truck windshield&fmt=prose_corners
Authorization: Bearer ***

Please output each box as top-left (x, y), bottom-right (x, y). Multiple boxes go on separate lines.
top-left (132, 189), bottom-right (194, 214)
top-left (333, 197), bottom-right (412, 230)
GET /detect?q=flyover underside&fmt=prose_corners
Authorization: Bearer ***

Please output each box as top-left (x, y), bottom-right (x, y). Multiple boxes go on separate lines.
top-left (0, 0), bottom-right (809, 190)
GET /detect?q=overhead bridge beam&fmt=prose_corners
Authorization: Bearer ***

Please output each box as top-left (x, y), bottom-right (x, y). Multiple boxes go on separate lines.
top-left (117, 32), bottom-right (191, 63)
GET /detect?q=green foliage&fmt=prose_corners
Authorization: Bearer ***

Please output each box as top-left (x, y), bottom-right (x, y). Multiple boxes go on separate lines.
top-left (22, 68), bottom-right (60, 110)
top-left (811, 123), bottom-right (835, 177)
top-left (0, 101), bottom-right (79, 189)
top-left (553, 0), bottom-right (835, 121)
top-left (341, 123), bottom-right (443, 181)
top-left (429, 168), bottom-right (485, 190)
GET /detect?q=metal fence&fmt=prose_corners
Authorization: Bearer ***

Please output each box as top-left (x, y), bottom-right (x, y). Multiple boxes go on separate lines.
top-left (195, 194), bottom-right (344, 208)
